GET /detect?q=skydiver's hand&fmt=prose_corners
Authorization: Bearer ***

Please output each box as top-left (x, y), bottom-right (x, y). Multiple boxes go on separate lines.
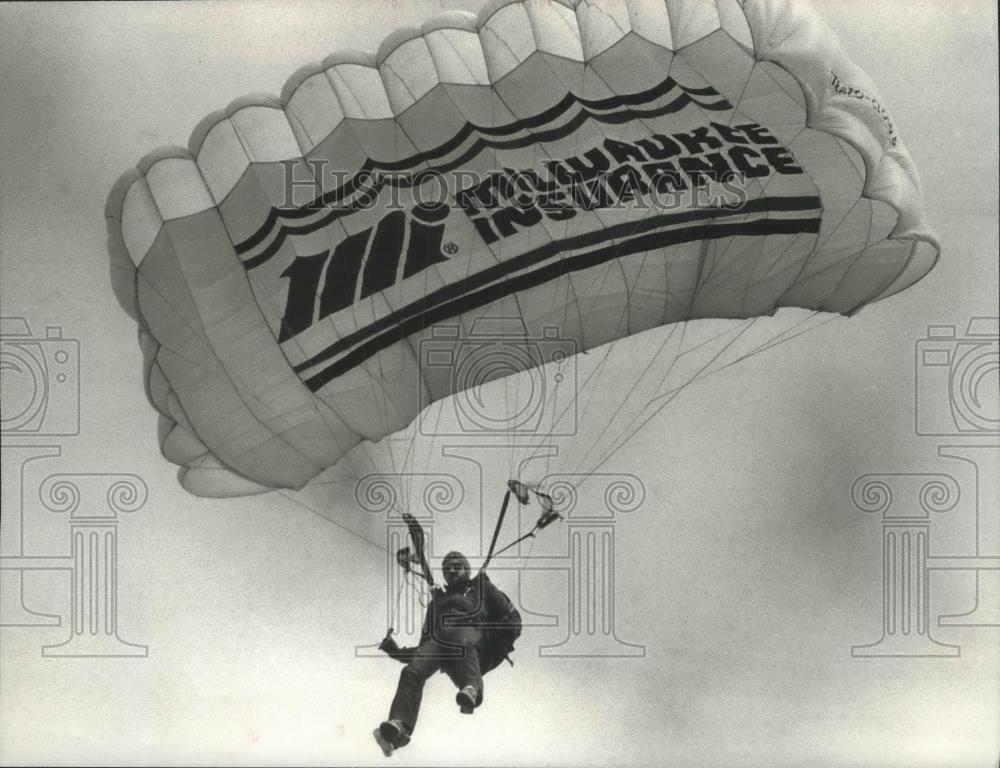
top-left (379, 631), bottom-right (400, 655)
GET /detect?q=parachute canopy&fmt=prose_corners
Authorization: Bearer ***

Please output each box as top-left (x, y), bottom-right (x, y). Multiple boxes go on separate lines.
top-left (107, 0), bottom-right (938, 497)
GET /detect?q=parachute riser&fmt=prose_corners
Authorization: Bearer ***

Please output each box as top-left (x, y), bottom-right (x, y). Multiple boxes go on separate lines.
top-left (397, 513), bottom-right (435, 587)
top-left (480, 480), bottom-right (563, 572)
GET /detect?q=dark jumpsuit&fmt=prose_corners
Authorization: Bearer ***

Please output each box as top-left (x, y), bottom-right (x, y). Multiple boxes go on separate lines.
top-left (382, 572), bottom-right (509, 735)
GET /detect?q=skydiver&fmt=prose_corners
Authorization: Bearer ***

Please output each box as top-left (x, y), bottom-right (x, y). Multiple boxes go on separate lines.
top-left (374, 550), bottom-right (516, 756)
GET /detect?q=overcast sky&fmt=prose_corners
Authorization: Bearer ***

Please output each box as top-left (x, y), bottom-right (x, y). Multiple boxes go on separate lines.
top-left (1, 1), bottom-right (998, 765)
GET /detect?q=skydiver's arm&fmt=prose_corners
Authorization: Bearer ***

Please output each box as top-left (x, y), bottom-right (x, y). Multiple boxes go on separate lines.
top-left (474, 572), bottom-right (508, 618)
top-left (379, 595), bottom-right (435, 663)
top-left (378, 633), bottom-right (413, 663)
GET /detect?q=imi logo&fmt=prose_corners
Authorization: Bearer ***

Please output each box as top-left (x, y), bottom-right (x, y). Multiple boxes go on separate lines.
top-left (278, 202), bottom-right (451, 342)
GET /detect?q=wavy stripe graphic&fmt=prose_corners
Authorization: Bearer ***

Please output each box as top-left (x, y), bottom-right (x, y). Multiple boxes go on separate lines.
top-left (237, 75), bottom-right (731, 265)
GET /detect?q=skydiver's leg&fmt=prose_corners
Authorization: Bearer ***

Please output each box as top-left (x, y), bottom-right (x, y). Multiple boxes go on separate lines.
top-left (387, 640), bottom-right (447, 735)
top-left (443, 627), bottom-right (485, 709)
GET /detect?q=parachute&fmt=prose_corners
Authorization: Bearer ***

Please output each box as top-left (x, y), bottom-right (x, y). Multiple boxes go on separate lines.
top-left (106, 0), bottom-right (938, 505)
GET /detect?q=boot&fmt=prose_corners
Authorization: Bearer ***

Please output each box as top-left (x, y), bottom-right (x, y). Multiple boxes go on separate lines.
top-left (455, 685), bottom-right (478, 714)
top-left (375, 719), bottom-right (411, 755)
